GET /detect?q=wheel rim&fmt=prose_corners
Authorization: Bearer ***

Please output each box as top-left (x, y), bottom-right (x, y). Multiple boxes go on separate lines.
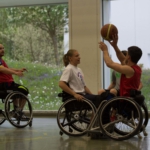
top-left (99, 97), bottom-right (143, 140)
top-left (57, 99), bottom-right (96, 136)
top-left (5, 92), bottom-right (32, 128)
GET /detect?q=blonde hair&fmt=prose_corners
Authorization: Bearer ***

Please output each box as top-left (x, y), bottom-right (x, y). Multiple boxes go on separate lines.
top-left (63, 49), bottom-right (77, 67)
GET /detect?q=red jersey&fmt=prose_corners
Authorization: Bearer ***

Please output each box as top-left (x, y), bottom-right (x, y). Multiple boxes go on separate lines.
top-left (0, 59), bottom-right (14, 83)
top-left (120, 65), bottom-right (141, 96)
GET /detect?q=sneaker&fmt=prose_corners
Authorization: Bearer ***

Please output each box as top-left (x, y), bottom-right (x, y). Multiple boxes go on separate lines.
top-left (9, 110), bottom-right (16, 118)
top-left (21, 112), bottom-right (27, 119)
top-left (9, 110), bottom-right (27, 119)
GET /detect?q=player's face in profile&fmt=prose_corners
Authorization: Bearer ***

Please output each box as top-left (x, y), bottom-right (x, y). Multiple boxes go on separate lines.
top-left (70, 51), bottom-right (80, 66)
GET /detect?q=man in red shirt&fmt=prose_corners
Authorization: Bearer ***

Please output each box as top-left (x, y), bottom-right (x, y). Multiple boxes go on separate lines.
top-left (99, 35), bottom-right (142, 97)
top-left (0, 44), bottom-right (29, 117)
top-left (99, 35), bottom-right (142, 121)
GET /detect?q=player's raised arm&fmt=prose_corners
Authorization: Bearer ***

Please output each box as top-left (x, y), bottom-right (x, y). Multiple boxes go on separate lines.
top-left (109, 34), bottom-right (126, 65)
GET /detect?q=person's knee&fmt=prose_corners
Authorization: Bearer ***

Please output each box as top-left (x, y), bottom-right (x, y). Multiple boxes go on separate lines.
top-left (98, 89), bottom-right (105, 95)
top-left (18, 86), bottom-right (29, 95)
top-left (110, 89), bottom-right (117, 96)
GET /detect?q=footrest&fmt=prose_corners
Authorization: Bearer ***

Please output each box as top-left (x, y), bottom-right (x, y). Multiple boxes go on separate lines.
top-left (87, 129), bottom-right (101, 134)
top-left (88, 132), bottom-right (107, 139)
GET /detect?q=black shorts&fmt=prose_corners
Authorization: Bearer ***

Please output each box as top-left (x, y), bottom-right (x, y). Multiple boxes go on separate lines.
top-left (105, 89), bottom-right (120, 96)
top-left (0, 82), bottom-right (29, 95)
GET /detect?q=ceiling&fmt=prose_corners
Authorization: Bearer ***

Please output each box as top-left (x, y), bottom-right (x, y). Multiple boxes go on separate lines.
top-left (0, 0), bottom-right (68, 7)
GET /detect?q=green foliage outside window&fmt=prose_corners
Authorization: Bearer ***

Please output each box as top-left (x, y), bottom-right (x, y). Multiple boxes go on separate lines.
top-left (0, 4), bottom-right (68, 110)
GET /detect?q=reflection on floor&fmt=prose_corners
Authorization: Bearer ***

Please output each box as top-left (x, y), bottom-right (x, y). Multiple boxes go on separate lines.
top-left (0, 117), bottom-right (149, 150)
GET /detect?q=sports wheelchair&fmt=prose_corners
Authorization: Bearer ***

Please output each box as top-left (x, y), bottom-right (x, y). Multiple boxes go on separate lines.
top-left (57, 91), bottom-right (148, 141)
top-left (0, 89), bottom-right (33, 128)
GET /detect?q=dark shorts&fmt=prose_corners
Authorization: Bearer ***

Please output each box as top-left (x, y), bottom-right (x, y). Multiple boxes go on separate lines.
top-left (105, 89), bottom-right (120, 96)
top-left (0, 82), bottom-right (29, 95)
top-left (82, 93), bottom-right (109, 108)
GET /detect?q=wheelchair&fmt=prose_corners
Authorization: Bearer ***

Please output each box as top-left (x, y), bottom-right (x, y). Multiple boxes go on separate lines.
top-left (0, 89), bottom-right (33, 128)
top-left (57, 91), bottom-right (148, 141)
top-left (57, 92), bottom-right (97, 136)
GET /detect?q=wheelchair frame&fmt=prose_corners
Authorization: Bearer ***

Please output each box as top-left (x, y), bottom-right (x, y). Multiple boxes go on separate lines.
top-left (0, 90), bottom-right (33, 128)
top-left (57, 93), bottom-right (148, 141)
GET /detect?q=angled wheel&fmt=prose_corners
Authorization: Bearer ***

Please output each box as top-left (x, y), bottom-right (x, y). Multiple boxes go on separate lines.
top-left (5, 92), bottom-right (33, 128)
top-left (140, 102), bottom-right (149, 132)
top-left (57, 98), bottom-right (96, 136)
top-left (113, 101), bottom-right (149, 136)
top-left (99, 97), bottom-right (143, 141)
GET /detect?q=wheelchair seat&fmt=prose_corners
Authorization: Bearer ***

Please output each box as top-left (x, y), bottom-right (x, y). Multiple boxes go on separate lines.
top-left (130, 89), bottom-right (145, 106)
top-left (58, 91), bottom-right (73, 102)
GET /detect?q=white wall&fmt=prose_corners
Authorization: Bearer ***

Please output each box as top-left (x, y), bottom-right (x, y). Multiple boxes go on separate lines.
top-left (110, 0), bottom-right (150, 69)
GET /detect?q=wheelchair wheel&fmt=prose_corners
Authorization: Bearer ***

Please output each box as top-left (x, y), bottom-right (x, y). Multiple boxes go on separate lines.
top-left (140, 102), bottom-right (149, 132)
top-left (113, 101), bottom-right (149, 136)
top-left (4, 92), bottom-right (33, 128)
top-left (0, 110), bottom-right (6, 125)
top-left (57, 98), bottom-right (96, 136)
top-left (99, 97), bottom-right (143, 141)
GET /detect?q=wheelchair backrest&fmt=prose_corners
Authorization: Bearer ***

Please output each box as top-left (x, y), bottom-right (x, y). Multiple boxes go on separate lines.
top-left (130, 89), bottom-right (145, 106)
top-left (58, 91), bottom-right (73, 102)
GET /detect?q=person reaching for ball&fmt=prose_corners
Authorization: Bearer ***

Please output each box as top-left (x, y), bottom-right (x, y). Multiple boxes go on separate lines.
top-left (99, 34), bottom-right (143, 121)
top-left (99, 34), bottom-right (142, 97)
top-left (98, 50), bottom-right (127, 96)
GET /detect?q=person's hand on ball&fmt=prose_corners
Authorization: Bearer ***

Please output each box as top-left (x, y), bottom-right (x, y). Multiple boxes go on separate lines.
top-left (109, 34), bottom-right (118, 48)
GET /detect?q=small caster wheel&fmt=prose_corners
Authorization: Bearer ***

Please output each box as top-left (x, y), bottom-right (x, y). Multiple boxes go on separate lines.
top-left (60, 131), bottom-right (63, 136)
top-left (29, 121), bottom-right (32, 127)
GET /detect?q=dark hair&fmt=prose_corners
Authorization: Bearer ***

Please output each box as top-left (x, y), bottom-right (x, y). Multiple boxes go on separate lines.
top-left (128, 46), bottom-right (142, 64)
top-left (63, 49), bottom-right (77, 67)
top-left (121, 50), bottom-right (127, 56)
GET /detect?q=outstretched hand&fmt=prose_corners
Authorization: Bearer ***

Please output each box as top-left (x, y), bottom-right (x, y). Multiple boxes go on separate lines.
top-left (98, 42), bottom-right (108, 52)
top-left (20, 68), bottom-right (28, 72)
top-left (16, 71), bottom-right (24, 77)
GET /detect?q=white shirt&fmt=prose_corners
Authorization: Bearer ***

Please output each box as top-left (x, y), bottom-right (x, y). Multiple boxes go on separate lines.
top-left (60, 64), bottom-right (86, 93)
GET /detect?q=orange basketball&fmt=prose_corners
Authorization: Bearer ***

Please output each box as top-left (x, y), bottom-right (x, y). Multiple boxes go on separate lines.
top-left (100, 24), bottom-right (118, 41)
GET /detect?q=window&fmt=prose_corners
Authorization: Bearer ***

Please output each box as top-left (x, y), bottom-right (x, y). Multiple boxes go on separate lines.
top-left (0, 4), bottom-right (68, 110)
top-left (103, 0), bottom-right (150, 109)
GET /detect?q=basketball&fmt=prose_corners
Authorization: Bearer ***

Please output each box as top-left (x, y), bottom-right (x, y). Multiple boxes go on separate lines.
top-left (100, 24), bottom-right (118, 41)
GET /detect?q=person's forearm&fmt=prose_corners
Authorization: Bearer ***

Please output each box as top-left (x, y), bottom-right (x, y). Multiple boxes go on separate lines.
top-left (103, 51), bottom-right (114, 67)
top-left (10, 68), bottom-right (20, 72)
top-left (138, 82), bottom-right (143, 90)
top-left (113, 45), bottom-right (125, 64)
top-left (59, 81), bottom-right (76, 96)
top-left (107, 83), bottom-right (115, 90)
top-left (0, 67), bottom-right (18, 75)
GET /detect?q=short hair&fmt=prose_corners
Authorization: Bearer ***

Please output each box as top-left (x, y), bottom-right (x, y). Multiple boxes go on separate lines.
top-left (128, 46), bottom-right (142, 64)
